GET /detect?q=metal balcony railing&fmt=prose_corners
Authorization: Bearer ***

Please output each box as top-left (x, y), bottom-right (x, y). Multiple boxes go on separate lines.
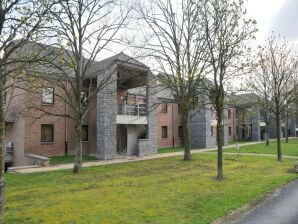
top-left (118, 103), bottom-right (147, 116)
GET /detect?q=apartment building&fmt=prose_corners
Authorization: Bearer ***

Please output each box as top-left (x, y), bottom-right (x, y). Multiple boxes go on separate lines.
top-left (227, 93), bottom-right (298, 142)
top-left (4, 42), bottom-right (231, 167)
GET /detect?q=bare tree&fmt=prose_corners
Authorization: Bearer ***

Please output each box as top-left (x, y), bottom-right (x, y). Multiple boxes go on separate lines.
top-left (247, 54), bottom-right (272, 146)
top-left (256, 36), bottom-right (297, 161)
top-left (0, 0), bottom-right (51, 222)
top-left (137, 0), bottom-right (208, 161)
top-left (200, 0), bottom-right (257, 179)
top-left (39, 0), bottom-right (131, 173)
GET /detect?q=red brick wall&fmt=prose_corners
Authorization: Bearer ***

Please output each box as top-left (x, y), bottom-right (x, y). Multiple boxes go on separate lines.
top-left (156, 102), bottom-right (182, 148)
top-left (23, 79), bottom-right (94, 157)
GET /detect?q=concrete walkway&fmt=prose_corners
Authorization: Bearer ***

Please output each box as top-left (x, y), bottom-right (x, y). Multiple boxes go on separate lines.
top-left (10, 140), bottom-right (296, 174)
top-left (233, 180), bottom-right (298, 224)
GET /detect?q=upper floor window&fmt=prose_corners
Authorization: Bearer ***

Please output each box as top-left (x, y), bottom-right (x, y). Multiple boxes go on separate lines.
top-left (228, 109), bottom-right (231, 119)
top-left (42, 87), bottom-right (54, 105)
top-left (161, 103), bottom-right (167, 113)
top-left (41, 124), bottom-right (54, 143)
top-left (3, 91), bottom-right (7, 105)
top-left (81, 92), bottom-right (88, 107)
top-left (178, 104), bottom-right (182, 115)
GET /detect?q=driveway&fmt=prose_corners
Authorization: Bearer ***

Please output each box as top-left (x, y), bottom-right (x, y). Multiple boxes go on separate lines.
top-left (235, 180), bottom-right (298, 224)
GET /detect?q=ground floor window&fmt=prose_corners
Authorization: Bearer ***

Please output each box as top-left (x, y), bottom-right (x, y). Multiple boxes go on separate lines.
top-left (41, 124), bottom-right (54, 143)
top-left (82, 125), bottom-right (88, 142)
top-left (178, 126), bottom-right (183, 138)
top-left (211, 126), bottom-right (214, 136)
top-left (228, 126), bottom-right (232, 136)
top-left (162, 126), bottom-right (168, 138)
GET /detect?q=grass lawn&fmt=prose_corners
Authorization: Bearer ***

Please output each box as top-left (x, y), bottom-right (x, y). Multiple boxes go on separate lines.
top-left (225, 138), bottom-right (298, 156)
top-left (228, 140), bottom-right (251, 145)
top-left (158, 139), bottom-right (255, 154)
top-left (5, 154), bottom-right (298, 224)
top-left (50, 155), bottom-right (97, 165)
top-left (158, 147), bottom-right (184, 154)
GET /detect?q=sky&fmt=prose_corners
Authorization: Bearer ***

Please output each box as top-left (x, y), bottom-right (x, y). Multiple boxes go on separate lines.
top-left (247, 0), bottom-right (298, 44)
top-left (96, 0), bottom-right (298, 62)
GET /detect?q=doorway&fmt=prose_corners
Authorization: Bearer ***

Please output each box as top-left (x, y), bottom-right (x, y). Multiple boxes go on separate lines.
top-left (117, 125), bottom-right (127, 155)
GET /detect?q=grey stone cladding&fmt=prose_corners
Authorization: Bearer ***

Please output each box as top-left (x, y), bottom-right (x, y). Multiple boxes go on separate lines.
top-left (251, 105), bottom-right (261, 141)
top-left (96, 65), bottom-right (117, 160)
top-left (147, 73), bottom-right (157, 154)
top-left (137, 139), bottom-right (154, 156)
top-left (190, 107), bottom-right (216, 149)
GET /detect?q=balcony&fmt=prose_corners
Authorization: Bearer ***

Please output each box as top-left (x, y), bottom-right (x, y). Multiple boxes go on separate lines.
top-left (116, 103), bottom-right (148, 125)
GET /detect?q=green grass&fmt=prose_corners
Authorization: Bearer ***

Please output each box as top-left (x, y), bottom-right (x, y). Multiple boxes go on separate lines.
top-left (228, 140), bottom-right (251, 145)
top-left (5, 154), bottom-right (298, 224)
top-left (225, 138), bottom-right (298, 156)
top-left (50, 155), bottom-right (97, 164)
top-left (158, 147), bottom-right (184, 154)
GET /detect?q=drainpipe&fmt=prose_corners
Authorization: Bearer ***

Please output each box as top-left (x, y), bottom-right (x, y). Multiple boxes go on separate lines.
top-left (64, 80), bottom-right (68, 156)
top-left (172, 102), bottom-right (174, 148)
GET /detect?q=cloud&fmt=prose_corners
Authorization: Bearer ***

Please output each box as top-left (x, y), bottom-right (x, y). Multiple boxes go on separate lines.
top-left (270, 0), bottom-right (298, 40)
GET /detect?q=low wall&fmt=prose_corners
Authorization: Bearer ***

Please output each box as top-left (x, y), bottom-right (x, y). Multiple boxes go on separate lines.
top-left (137, 139), bottom-right (156, 156)
top-left (25, 154), bottom-right (50, 167)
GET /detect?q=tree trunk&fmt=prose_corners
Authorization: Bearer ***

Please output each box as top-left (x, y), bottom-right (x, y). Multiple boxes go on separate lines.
top-left (216, 112), bottom-right (224, 180)
top-left (265, 125), bottom-right (269, 146)
top-left (276, 114), bottom-right (282, 161)
top-left (182, 109), bottom-right (191, 161)
top-left (0, 81), bottom-right (4, 223)
top-left (73, 117), bottom-right (82, 173)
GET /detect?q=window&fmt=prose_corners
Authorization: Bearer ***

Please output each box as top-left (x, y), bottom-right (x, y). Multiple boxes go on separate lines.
top-left (42, 87), bottom-right (54, 104)
top-left (162, 126), bottom-right (168, 138)
top-left (228, 126), bottom-right (232, 136)
top-left (178, 126), bottom-right (183, 138)
top-left (236, 126), bottom-right (239, 135)
top-left (228, 109), bottom-right (231, 119)
top-left (81, 92), bottom-right (87, 106)
top-left (161, 103), bottom-right (167, 113)
top-left (211, 126), bottom-right (214, 136)
top-left (178, 104), bottom-right (182, 115)
top-left (41, 124), bottom-right (54, 143)
top-left (82, 125), bottom-right (88, 142)
top-left (3, 91), bottom-right (6, 105)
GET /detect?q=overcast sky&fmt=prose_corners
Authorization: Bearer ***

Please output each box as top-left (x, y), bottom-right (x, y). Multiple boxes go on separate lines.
top-left (247, 0), bottom-right (298, 43)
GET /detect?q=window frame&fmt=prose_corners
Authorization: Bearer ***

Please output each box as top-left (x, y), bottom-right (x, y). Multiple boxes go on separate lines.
top-left (161, 103), bottom-right (168, 113)
top-left (178, 126), bottom-right (183, 138)
top-left (41, 87), bottom-right (54, 105)
top-left (162, 126), bottom-right (168, 139)
top-left (82, 125), bottom-right (89, 142)
top-left (178, 104), bottom-right (182, 115)
top-left (3, 91), bottom-right (7, 105)
top-left (41, 124), bottom-right (54, 143)
top-left (228, 126), bottom-right (232, 136)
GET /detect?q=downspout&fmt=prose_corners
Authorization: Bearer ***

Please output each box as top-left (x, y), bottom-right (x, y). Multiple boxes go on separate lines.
top-left (172, 102), bottom-right (174, 148)
top-left (64, 79), bottom-right (68, 156)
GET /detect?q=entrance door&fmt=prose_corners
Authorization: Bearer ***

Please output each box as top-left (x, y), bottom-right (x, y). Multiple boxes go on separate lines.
top-left (117, 125), bottom-right (127, 154)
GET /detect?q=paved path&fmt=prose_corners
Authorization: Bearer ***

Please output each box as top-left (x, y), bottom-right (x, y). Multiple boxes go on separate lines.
top-left (234, 180), bottom-right (298, 224)
top-left (203, 152), bottom-right (298, 159)
top-left (10, 139), bottom-right (297, 174)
